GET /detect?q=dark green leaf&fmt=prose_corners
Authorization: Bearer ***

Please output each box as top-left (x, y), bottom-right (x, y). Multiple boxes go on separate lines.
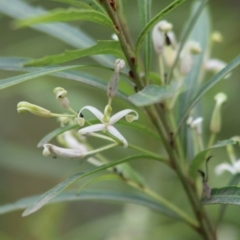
top-left (202, 187), bottom-right (240, 205)
top-left (15, 8), bottom-right (116, 31)
top-left (189, 139), bottom-right (237, 178)
top-left (128, 83), bottom-right (179, 106)
top-left (22, 154), bottom-right (162, 216)
top-left (0, 0), bottom-right (114, 66)
top-left (135, 0), bottom-right (186, 59)
top-left (24, 41), bottom-right (124, 66)
top-left (0, 190), bottom-right (181, 219)
top-left (0, 65), bottom-right (80, 89)
top-left (217, 174), bottom-right (240, 224)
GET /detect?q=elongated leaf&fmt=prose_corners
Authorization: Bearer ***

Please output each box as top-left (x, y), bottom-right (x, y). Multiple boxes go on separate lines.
top-left (15, 8), bottom-right (116, 31)
top-left (135, 0), bottom-right (186, 59)
top-left (24, 41), bottom-right (124, 66)
top-left (0, 57), bottom-right (129, 101)
top-left (178, 1), bottom-right (210, 160)
top-left (0, 0), bottom-right (114, 66)
top-left (22, 154), bottom-right (163, 216)
top-left (137, 0), bottom-right (152, 76)
top-left (189, 139), bottom-right (237, 178)
top-left (37, 124), bottom-right (79, 147)
top-left (128, 83), bottom-right (179, 106)
top-left (202, 187), bottom-right (240, 205)
top-left (178, 54), bottom-right (240, 131)
top-left (54, 0), bottom-right (105, 13)
top-left (167, 0), bottom-right (208, 83)
top-left (0, 65), bottom-right (80, 89)
top-left (0, 190), bottom-right (180, 219)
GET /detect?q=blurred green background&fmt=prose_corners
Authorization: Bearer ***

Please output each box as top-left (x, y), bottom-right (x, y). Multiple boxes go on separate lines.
top-left (0, 0), bottom-right (240, 239)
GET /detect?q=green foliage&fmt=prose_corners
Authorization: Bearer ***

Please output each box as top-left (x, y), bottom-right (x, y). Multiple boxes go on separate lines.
top-left (24, 41), bottom-right (124, 66)
top-left (1, 0), bottom-right (240, 239)
top-left (15, 8), bottom-right (116, 32)
top-left (202, 187), bottom-right (240, 205)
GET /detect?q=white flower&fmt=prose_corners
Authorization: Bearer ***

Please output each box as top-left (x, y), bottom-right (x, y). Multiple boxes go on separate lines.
top-left (78, 106), bottom-right (138, 148)
top-left (43, 143), bottom-right (84, 159)
top-left (152, 20), bottom-right (173, 55)
top-left (180, 41), bottom-right (201, 75)
top-left (190, 117), bottom-right (203, 135)
top-left (205, 59), bottom-right (231, 79)
top-left (215, 160), bottom-right (240, 175)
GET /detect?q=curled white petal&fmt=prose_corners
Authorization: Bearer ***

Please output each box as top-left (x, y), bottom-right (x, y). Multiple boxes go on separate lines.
top-left (79, 106), bottom-right (104, 123)
top-left (107, 125), bottom-right (128, 148)
top-left (60, 131), bottom-right (88, 152)
top-left (110, 109), bottom-right (139, 125)
top-left (43, 144), bottom-right (83, 159)
top-left (78, 124), bottom-right (105, 135)
top-left (215, 163), bottom-right (237, 175)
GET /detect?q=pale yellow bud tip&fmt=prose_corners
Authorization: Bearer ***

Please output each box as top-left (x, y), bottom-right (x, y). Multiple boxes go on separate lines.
top-left (158, 20), bottom-right (172, 32)
top-left (215, 93), bottom-right (227, 105)
top-left (211, 31), bottom-right (223, 43)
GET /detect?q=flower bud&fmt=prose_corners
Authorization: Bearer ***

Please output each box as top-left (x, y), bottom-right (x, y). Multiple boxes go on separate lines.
top-left (163, 31), bottom-right (177, 67)
top-left (17, 101), bottom-right (51, 117)
top-left (180, 41), bottom-right (201, 75)
top-left (53, 87), bottom-right (70, 108)
top-left (190, 117), bottom-right (203, 135)
top-left (211, 31), bottom-right (223, 43)
top-left (43, 143), bottom-right (83, 159)
top-left (210, 93), bottom-right (227, 134)
top-left (157, 20), bottom-right (172, 33)
top-left (107, 59), bottom-right (125, 99)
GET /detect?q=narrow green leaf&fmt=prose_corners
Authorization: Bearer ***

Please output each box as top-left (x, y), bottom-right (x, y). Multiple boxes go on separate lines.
top-left (189, 139), bottom-right (237, 178)
top-left (167, 0), bottom-right (208, 83)
top-left (37, 124), bottom-right (79, 148)
top-left (0, 65), bottom-right (79, 89)
top-left (22, 154), bottom-right (162, 216)
top-left (15, 8), bottom-right (116, 32)
top-left (24, 41), bottom-right (124, 66)
top-left (0, 57), bottom-right (129, 102)
top-left (128, 83), bottom-right (179, 107)
top-left (202, 187), bottom-right (240, 205)
top-left (0, 190), bottom-right (181, 219)
top-left (77, 174), bottom-right (121, 193)
top-left (135, 0), bottom-right (186, 59)
top-left (178, 55), bottom-right (240, 131)
top-left (54, 0), bottom-right (105, 13)
top-left (137, 0), bottom-right (152, 76)
top-left (177, 1), bottom-right (210, 160)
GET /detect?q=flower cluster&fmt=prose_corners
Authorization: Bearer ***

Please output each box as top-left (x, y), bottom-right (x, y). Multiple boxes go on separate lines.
top-left (17, 59), bottom-right (139, 161)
